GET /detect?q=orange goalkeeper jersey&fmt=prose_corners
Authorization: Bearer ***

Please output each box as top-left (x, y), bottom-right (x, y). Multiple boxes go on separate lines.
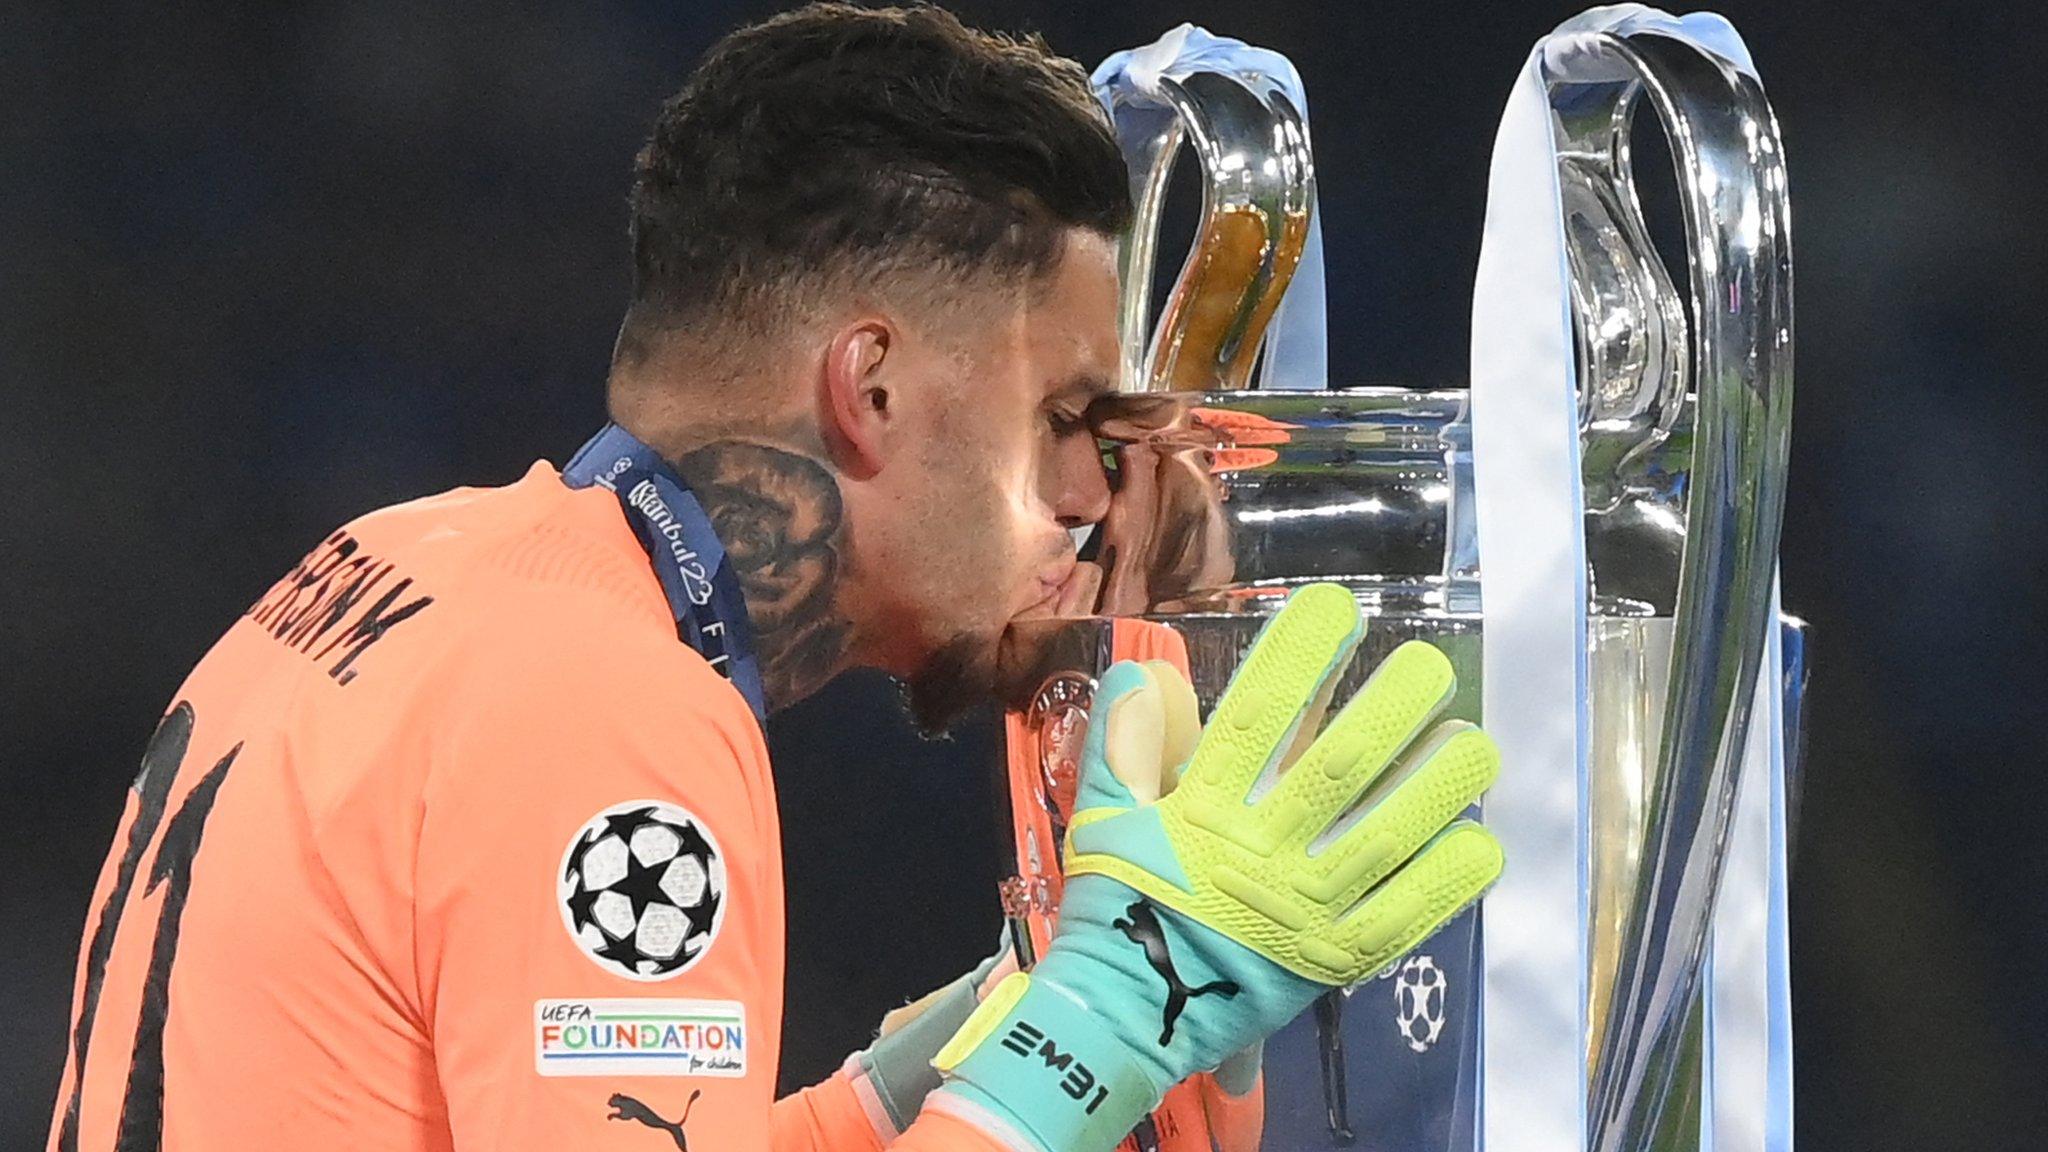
top-left (48, 461), bottom-right (1005, 1152)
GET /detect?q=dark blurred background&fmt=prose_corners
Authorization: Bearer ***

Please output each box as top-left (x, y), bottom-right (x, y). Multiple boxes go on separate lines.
top-left (5, 2), bottom-right (2045, 1149)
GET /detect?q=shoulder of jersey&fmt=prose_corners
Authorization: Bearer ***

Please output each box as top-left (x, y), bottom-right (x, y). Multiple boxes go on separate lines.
top-left (343, 463), bottom-right (731, 702)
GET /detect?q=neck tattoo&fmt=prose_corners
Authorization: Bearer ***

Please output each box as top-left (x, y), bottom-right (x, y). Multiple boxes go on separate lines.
top-left (672, 439), bottom-right (852, 710)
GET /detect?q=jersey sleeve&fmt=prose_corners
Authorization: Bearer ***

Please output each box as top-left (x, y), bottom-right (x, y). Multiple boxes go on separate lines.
top-left (415, 602), bottom-right (790, 1152)
top-left (415, 594), bottom-right (1024, 1152)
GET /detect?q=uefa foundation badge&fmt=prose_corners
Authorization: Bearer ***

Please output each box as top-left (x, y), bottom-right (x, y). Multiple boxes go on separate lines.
top-left (559, 799), bottom-right (727, 980)
top-left (535, 999), bottom-right (747, 1077)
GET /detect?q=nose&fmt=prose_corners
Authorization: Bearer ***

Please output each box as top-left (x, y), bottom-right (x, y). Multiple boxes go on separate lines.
top-left (1050, 428), bottom-right (1113, 530)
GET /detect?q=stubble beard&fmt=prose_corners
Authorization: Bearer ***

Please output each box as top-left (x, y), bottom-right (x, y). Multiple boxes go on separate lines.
top-left (894, 458), bottom-right (1014, 735)
top-left (900, 631), bottom-right (1000, 737)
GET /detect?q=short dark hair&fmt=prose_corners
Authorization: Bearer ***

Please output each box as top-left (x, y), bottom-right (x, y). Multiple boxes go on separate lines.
top-left (617, 3), bottom-right (1133, 366)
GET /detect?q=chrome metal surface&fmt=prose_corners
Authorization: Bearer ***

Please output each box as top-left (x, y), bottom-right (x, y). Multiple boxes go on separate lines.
top-left (1585, 616), bottom-right (1675, 1067)
top-left (1067, 388), bottom-right (1689, 617)
top-left (1559, 31), bottom-right (1796, 1152)
top-left (1560, 49), bottom-right (1696, 613)
top-left (1104, 67), bottom-right (1315, 392)
top-left (1557, 55), bottom-right (1691, 514)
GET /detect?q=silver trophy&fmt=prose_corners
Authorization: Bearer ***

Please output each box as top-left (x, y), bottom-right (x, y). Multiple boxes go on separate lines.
top-left (994, 12), bottom-right (1802, 1152)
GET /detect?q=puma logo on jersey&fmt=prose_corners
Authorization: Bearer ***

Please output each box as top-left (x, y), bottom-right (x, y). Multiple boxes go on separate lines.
top-left (1112, 900), bottom-right (1240, 1046)
top-left (607, 1091), bottom-right (699, 1150)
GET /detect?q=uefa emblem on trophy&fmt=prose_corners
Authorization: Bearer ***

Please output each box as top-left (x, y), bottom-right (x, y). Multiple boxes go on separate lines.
top-left (996, 9), bottom-right (1805, 1152)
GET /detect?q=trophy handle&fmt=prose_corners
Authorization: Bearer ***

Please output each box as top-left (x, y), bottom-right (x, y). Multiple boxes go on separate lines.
top-left (1103, 63), bottom-right (1315, 392)
top-left (1543, 27), bottom-right (1796, 1152)
top-left (1557, 80), bottom-right (1692, 515)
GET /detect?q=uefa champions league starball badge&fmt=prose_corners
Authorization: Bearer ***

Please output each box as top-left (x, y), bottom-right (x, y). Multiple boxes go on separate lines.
top-left (1386, 955), bottom-right (1449, 1053)
top-left (559, 799), bottom-right (728, 980)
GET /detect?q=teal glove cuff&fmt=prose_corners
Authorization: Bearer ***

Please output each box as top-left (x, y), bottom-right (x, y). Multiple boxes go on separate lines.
top-left (852, 932), bottom-right (1012, 1135)
top-left (933, 972), bottom-right (1159, 1152)
top-left (854, 978), bottom-right (979, 1132)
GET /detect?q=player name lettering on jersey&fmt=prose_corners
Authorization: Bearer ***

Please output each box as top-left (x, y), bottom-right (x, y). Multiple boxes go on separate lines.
top-left (243, 528), bottom-right (435, 685)
top-left (534, 999), bottom-right (747, 1078)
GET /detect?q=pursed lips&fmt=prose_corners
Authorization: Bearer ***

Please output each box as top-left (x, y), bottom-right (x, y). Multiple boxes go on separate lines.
top-left (1027, 559), bottom-right (1080, 613)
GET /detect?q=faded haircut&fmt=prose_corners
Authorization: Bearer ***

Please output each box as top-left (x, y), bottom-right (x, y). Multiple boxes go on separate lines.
top-left (614, 3), bottom-right (1133, 370)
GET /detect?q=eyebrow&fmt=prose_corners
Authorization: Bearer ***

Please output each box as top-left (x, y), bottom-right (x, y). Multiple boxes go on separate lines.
top-left (1049, 371), bottom-right (1117, 404)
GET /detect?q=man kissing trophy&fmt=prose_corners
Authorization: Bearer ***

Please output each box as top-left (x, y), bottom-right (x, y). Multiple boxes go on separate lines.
top-left (994, 9), bottom-right (1805, 1152)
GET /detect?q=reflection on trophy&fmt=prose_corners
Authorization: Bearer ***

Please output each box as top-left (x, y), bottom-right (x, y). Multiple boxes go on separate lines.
top-left (996, 11), bottom-right (1804, 1152)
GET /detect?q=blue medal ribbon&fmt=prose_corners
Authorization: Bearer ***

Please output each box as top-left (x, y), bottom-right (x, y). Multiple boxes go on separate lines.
top-left (562, 424), bottom-right (768, 725)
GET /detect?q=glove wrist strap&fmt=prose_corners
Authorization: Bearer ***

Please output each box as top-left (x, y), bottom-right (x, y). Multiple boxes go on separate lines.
top-left (850, 975), bottom-right (981, 1137)
top-left (931, 973), bottom-right (1159, 1152)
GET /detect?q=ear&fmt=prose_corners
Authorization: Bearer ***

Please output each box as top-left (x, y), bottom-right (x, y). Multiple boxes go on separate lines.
top-left (817, 318), bottom-right (895, 481)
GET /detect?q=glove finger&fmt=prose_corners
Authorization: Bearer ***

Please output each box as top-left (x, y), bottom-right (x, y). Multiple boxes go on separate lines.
top-left (1184, 583), bottom-right (1363, 805)
top-left (1139, 659), bottom-right (1201, 797)
top-left (967, 923), bottom-right (1015, 988)
top-left (1269, 640), bottom-right (1458, 835)
top-left (1267, 643), bottom-right (1350, 797)
top-left (1327, 821), bottom-right (1503, 979)
top-left (1076, 660), bottom-right (1169, 812)
top-left (1210, 1040), bottom-right (1263, 1097)
top-left (976, 948), bottom-right (1021, 999)
top-left (1293, 721), bottom-right (1499, 907)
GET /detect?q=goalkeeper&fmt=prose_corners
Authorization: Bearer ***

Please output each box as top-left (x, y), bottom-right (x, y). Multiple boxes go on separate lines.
top-left (47, 6), bottom-right (1504, 1152)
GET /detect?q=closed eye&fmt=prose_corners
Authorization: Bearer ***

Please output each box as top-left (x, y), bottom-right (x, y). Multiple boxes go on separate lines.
top-left (1047, 407), bottom-right (1088, 436)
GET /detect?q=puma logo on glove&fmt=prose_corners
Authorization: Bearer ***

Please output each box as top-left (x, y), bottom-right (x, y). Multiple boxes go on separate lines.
top-left (1112, 900), bottom-right (1240, 1046)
